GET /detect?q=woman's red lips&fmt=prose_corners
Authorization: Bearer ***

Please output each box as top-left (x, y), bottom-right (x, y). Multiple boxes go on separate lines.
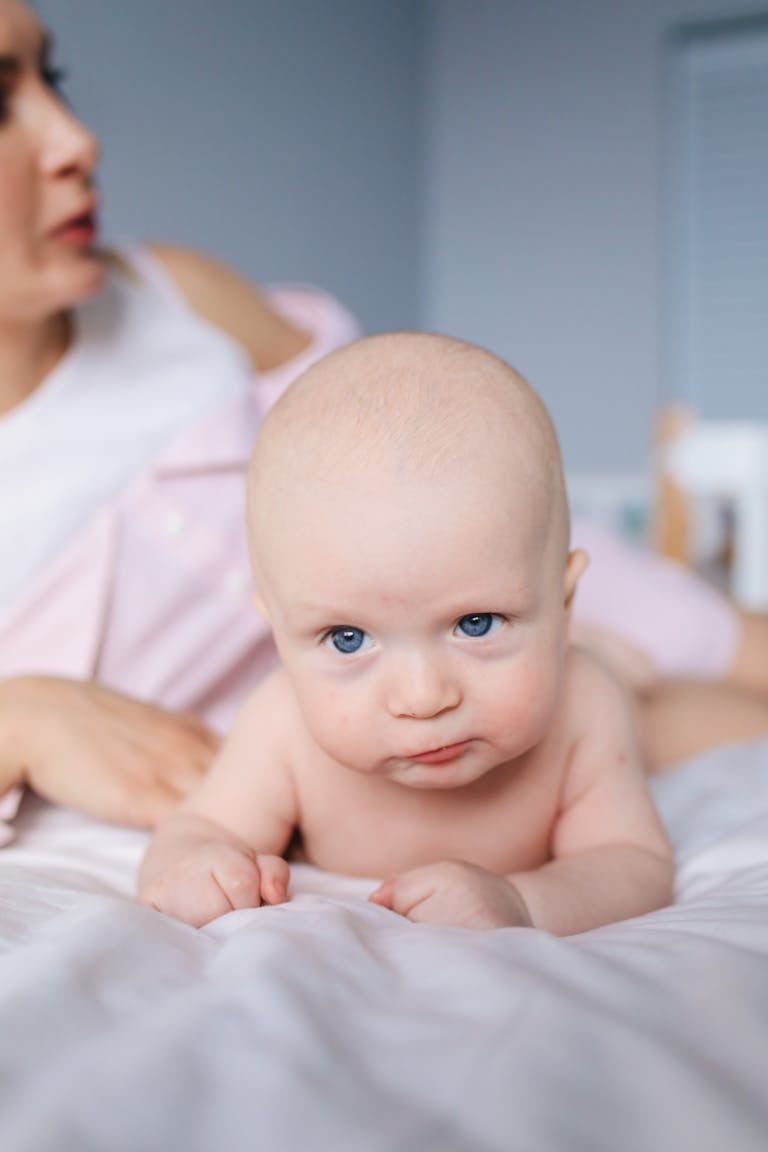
top-left (409, 741), bottom-right (470, 765)
top-left (51, 209), bottom-right (98, 246)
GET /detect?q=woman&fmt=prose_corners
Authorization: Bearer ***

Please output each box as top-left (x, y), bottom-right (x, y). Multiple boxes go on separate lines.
top-left (0, 0), bottom-right (358, 837)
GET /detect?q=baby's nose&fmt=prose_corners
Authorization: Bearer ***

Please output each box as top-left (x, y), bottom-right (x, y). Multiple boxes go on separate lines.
top-left (387, 652), bottom-right (461, 719)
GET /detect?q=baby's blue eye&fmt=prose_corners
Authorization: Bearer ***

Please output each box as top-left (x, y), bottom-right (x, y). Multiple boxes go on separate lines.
top-left (455, 613), bottom-right (501, 638)
top-left (326, 627), bottom-right (369, 654)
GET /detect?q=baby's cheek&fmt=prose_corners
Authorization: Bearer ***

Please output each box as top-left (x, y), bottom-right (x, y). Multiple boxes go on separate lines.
top-left (300, 685), bottom-right (366, 758)
top-left (487, 662), bottom-right (560, 740)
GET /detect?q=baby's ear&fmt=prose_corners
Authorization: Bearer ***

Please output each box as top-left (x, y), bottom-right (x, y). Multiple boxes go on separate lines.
top-left (563, 548), bottom-right (589, 612)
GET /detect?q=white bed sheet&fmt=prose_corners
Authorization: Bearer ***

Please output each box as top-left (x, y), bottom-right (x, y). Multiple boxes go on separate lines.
top-left (2, 739), bottom-right (768, 1152)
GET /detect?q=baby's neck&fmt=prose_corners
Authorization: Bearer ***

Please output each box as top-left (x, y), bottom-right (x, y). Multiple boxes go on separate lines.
top-left (0, 312), bottom-right (71, 418)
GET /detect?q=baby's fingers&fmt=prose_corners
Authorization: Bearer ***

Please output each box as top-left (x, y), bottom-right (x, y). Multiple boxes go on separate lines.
top-left (212, 852), bottom-right (264, 912)
top-left (256, 855), bottom-right (291, 905)
top-left (368, 867), bottom-right (439, 919)
top-left (139, 874), bottom-right (237, 928)
top-left (140, 848), bottom-right (263, 927)
top-left (368, 879), bottom-right (395, 909)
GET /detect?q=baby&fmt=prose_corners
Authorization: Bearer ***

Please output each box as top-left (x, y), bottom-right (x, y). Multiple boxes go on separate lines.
top-left (138, 333), bottom-right (674, 934)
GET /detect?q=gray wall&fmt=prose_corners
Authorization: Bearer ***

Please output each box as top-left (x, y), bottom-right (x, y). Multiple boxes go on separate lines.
top-left (35, 0), bottom-right (426, 336)
top-left (424, 0), bottom-right (766, 470)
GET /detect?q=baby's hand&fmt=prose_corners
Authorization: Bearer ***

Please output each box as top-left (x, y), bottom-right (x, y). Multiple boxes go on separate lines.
top-left (139, 844), bottom-right (289, 928)
top-left (369, 860), bottom-right (532, 930)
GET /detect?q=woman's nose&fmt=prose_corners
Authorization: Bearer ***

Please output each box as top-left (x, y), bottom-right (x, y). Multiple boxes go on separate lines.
top-left (39, 94), bottom-right (99, 182)
top-left (386, 651), bottom-right (461, 720)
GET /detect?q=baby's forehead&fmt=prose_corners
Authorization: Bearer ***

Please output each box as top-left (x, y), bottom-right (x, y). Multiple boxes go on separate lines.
top-left (258, 335), bottom-right (550, 470)
top-left (249, 337), bottom-right (570, 585)
top-left (248, 334), bottom-right (567, 564)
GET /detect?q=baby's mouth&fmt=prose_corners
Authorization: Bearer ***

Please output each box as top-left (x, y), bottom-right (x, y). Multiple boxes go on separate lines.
top-left (407, 741), bottom-right (471, 765)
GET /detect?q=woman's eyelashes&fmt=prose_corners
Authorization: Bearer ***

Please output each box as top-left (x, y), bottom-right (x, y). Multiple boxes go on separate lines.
top-left (41, 62), bottom-right (66, 96)
top-left (38, 31), bottom-right (66, 97)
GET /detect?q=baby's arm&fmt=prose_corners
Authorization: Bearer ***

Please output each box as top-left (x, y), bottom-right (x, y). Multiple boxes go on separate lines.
top-left (507, 654), bottom-right (674, 934)
top-left (138, 672), bottom-right (298, 927)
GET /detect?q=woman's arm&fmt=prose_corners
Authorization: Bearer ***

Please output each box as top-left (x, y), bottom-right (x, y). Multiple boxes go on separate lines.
top-left (0, 676), bottom-right (218, 827)
top-left (147, 243), bottom-right (313, 372)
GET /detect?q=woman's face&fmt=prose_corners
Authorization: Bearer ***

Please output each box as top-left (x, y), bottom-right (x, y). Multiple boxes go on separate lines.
top-left (0, 0), bottom-right (102, 324)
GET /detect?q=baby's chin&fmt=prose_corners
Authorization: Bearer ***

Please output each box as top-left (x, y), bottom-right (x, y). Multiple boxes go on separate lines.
top-left (381, 757), bottom-right (492, 791)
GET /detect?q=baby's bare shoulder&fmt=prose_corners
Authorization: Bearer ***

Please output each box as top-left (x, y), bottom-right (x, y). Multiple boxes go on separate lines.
top-left (561, 644), bottom-right (638, 744)
top-left (239, 665), bottom-right (293, 715)
top-left (230, 667), bottom-right (305, 753)
top-left (234, 667), bottom-right (337, 787)
top-left (566, 642), bottom-right (633, 700)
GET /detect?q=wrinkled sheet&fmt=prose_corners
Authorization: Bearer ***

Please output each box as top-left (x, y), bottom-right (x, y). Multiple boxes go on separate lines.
top-left (2, 740), bottom-right (768, 1152)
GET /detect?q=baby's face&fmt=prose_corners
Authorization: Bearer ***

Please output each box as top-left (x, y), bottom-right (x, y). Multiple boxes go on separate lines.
top-left (254, 466), bottom-right (578, 791)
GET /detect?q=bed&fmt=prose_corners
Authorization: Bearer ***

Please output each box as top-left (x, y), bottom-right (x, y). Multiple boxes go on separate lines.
top-left (2, 737), bottom-right (768, 1152)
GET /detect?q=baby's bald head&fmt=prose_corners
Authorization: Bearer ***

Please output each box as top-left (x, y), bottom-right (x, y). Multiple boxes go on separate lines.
top-left (247, 332), bottom-right (570, 597)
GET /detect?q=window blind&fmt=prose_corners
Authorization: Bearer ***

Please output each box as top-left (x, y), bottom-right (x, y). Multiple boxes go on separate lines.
top-left (669, 19), bottom-right (768, 419)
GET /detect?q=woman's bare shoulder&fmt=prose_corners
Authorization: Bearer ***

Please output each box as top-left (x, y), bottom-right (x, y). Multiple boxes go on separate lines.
top-left (145, 242), bottom-right (311, 371)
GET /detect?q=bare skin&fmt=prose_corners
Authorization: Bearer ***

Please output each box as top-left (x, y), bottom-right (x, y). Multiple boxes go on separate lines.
top-left (140, 334), bottom-right (673, 934)
top-left (0, 677), bottom-right (220, 827)
top-left (571, 616), bottom-right (768, 772)
top-left (637, 679), bottom-right (768, 774)
top-left (140, 652), bottom-right (672, 934)
top-left (0, 0), bottom-right (310, 826)
top-left (728, 610), bottom-right (768, 700)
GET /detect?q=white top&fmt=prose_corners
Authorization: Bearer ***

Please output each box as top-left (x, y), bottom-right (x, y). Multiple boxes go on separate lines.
top-left (0, 248), bottom-right (250, 613)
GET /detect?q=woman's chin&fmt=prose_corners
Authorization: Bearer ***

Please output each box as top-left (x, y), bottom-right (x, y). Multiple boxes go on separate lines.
top-left (69, 248), bottom-right (108, 295)
top-left (48, 251), bottom-right (107, 311)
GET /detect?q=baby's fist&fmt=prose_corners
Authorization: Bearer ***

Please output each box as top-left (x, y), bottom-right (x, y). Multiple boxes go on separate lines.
top-left (370, 860), bottom-right (532, 930)
top-left (139, 844), bottom-right (289, 928)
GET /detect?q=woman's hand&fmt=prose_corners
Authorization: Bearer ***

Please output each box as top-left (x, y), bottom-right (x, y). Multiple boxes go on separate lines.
top-left (0, 676), bottom-right (219, 827)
